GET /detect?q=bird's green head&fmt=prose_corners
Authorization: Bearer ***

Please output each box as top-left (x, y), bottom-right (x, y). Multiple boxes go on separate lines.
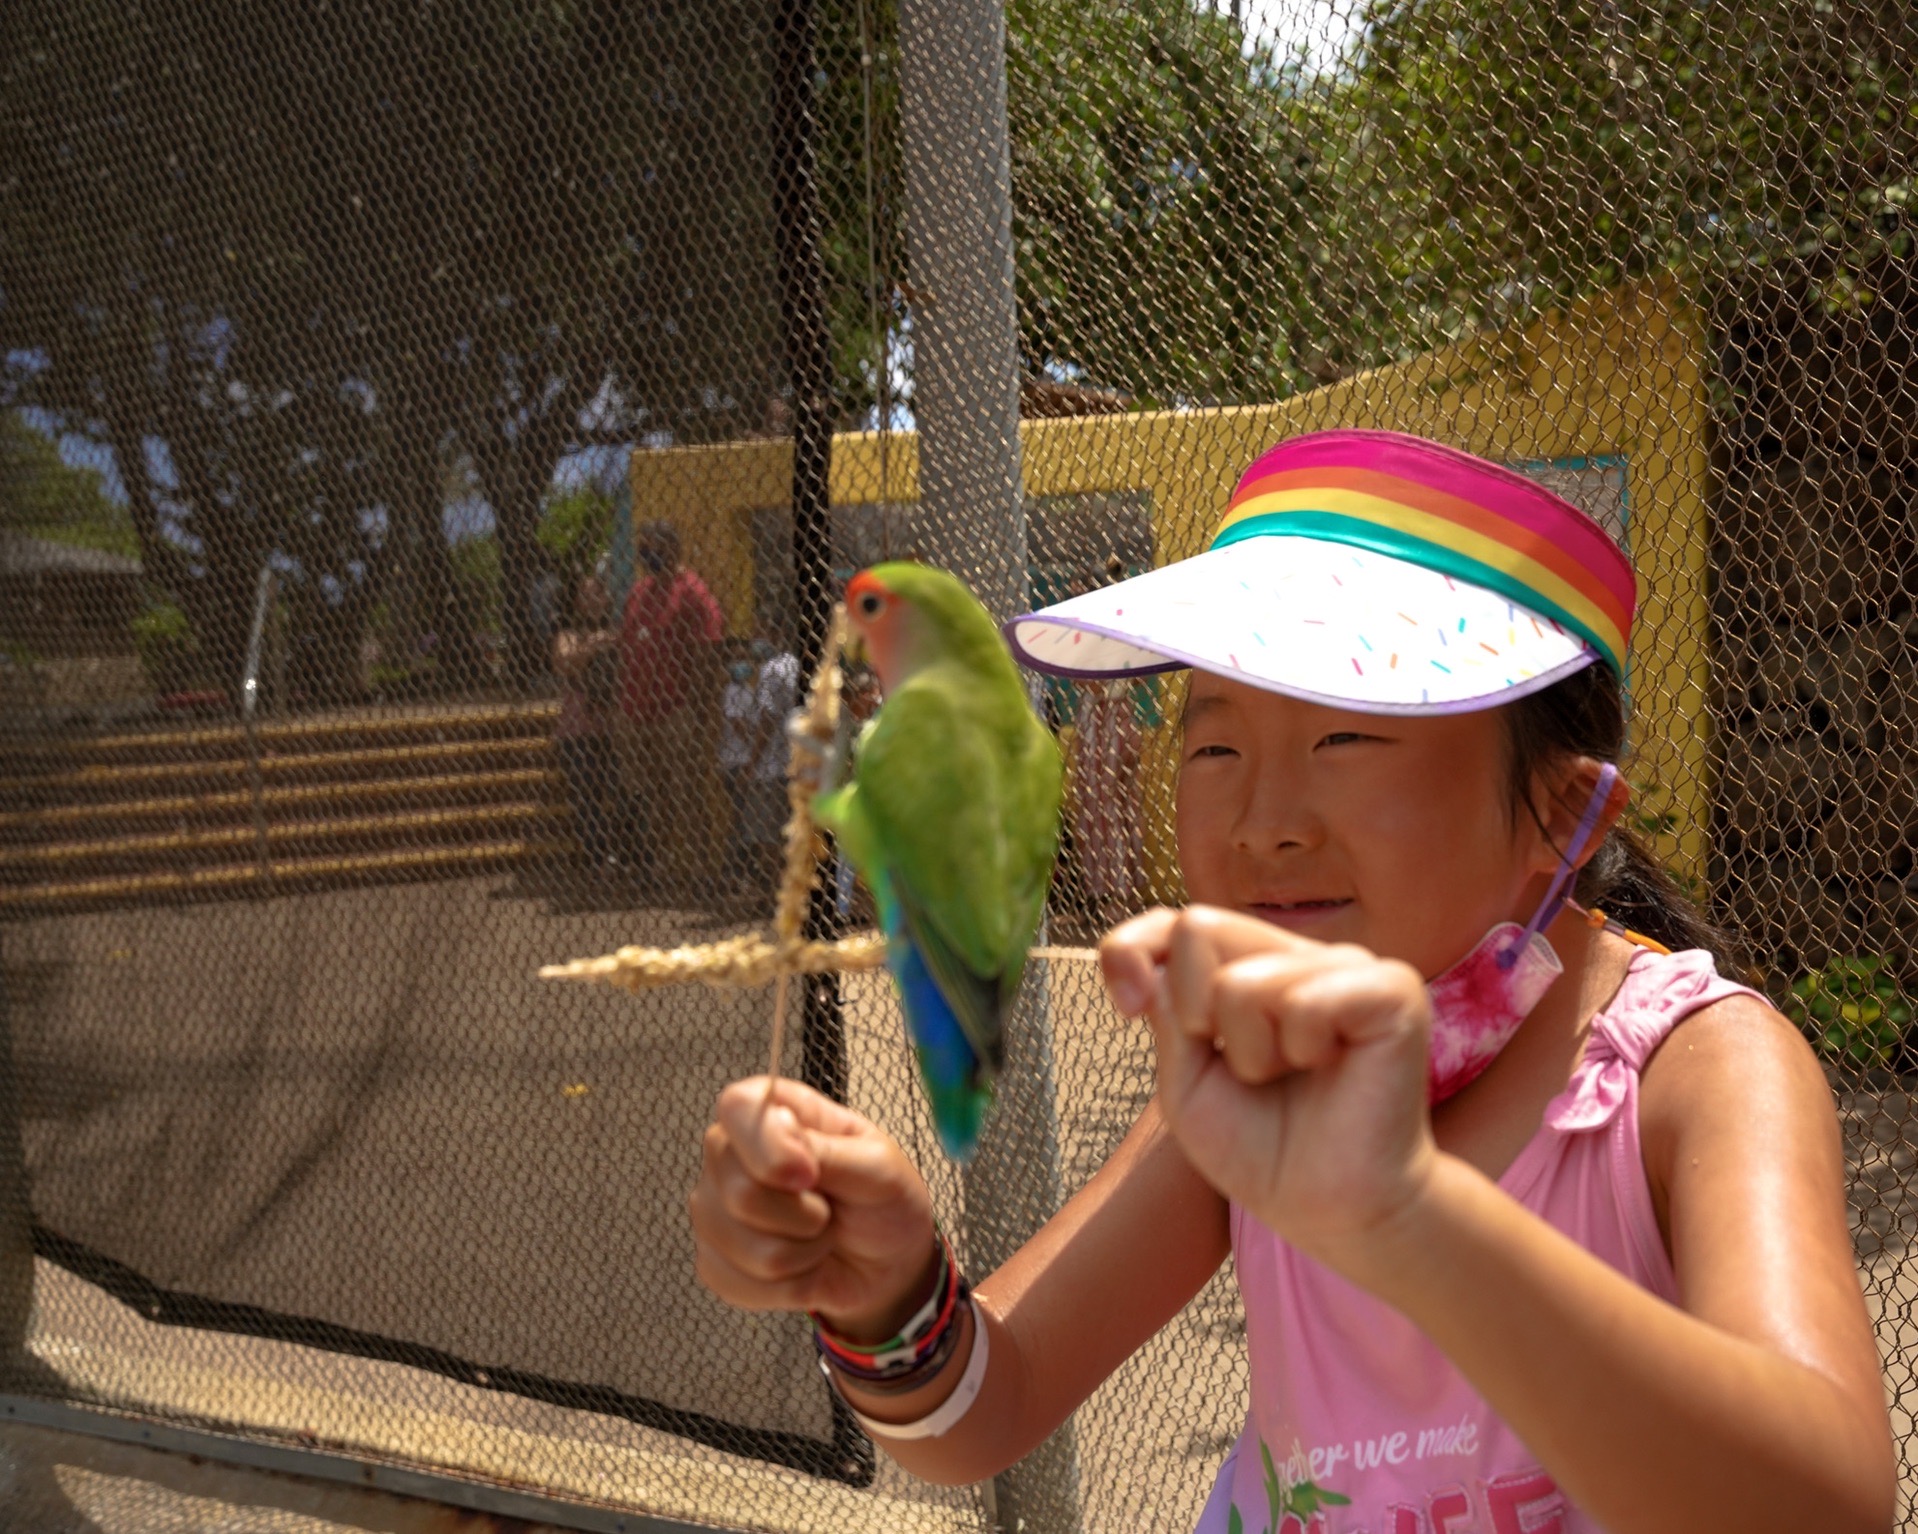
top-left (843, 562), bottom-right (1021, 694)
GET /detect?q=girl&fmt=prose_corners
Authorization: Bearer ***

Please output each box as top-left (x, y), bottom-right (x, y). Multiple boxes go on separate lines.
top-left (688, 431), bottom-right (1894, 1533)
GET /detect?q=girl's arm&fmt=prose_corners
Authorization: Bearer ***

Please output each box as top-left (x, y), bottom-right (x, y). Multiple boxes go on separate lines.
top-left (847, 1098), bottom-right (1228, 1485)
top-left (1105, 907), bottom-right (1895, 1534)
top-left (690, 1079), bottom-right (1227, 1487)
top-left (1351, 996), bottom-right (1892, 1534)
top-left (553, 626), bottom-right (613, 677)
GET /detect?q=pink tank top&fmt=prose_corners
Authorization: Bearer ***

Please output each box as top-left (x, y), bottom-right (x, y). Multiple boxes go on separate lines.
top-left (1194, 948), bottom-right (1761, 1534)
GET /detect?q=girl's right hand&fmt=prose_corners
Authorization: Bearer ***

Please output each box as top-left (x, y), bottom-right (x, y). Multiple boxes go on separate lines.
top-left (690, 1076), bottom-right (938, 1341)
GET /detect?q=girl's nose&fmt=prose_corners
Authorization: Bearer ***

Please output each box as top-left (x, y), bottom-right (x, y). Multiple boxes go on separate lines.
top-left (1232, 768), bottom-right (1322, 855)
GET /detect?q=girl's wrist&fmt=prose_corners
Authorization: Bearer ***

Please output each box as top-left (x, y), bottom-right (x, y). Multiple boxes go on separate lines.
top-left (814, 1239), bottom-right (945, 1346)
top-left (1291, 1145), bottom-right (1462, 1296)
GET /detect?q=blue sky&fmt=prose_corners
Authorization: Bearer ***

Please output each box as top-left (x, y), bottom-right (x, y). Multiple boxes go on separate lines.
top-left (1228, 0), bottom-right (1358, 67)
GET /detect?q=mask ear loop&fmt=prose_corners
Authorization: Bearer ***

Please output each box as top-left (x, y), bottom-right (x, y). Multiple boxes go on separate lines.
top-left (1497, 761), bottom-right (1619, 971)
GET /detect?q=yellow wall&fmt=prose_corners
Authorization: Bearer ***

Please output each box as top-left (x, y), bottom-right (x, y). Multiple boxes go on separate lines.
top-left (631, 277), bottom-right (1713, 890)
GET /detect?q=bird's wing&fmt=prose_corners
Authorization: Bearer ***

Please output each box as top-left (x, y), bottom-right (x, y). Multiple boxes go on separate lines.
top-left (853, 682), bottom-right (1018, 1071)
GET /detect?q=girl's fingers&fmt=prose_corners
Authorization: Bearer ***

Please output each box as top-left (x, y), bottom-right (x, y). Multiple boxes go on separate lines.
top-left (717, 1222), bottom-right (839, 1286)
top-left (692, 1235), bottom-right (822, 1313)
top-left (1100, 907), bottom-right (1181, 1014)
top-left (1105, 905), bottom-right (1326, 1026)
top-left (1118, 908), bottom-right (1430, 1092)
top-left (715, 1077), bottom-right (873, 1192)
top-left (1140, 974), bottom-right (1223, 1124)
top-left (806, 1124), bottom-right (927, 1213)
top-left (1214, 951), bottom-right (1348, 1082)
top-left (709, 1145), bottom-right (834, 1239)
top-left (1166, 912), bottom-right (1225, 1039)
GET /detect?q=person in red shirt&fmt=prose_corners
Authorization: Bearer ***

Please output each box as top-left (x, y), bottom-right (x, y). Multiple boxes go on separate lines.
top-left (616, 521), bottom-right (726, 894)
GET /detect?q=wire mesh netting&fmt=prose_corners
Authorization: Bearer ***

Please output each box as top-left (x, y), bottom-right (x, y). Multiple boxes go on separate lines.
top-left (0, 1), bottom-right (1915, 1531)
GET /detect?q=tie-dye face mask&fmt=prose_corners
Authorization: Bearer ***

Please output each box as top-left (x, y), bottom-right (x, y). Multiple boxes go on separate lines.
top-left (1423, 764), bottom-right (1618, 1104)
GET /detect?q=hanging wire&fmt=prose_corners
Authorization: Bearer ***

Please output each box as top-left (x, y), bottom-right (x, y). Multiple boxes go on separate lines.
top-left (857, 0), bottom-right (893, 556)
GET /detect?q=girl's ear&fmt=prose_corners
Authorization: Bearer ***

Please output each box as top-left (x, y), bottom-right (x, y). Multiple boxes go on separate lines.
top-left (1524, 756), bottom-right (1631, 877)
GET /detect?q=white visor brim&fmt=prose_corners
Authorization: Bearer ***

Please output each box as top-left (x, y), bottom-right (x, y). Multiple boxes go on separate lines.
top-left (1006, 536), bottom-right (1597, 715)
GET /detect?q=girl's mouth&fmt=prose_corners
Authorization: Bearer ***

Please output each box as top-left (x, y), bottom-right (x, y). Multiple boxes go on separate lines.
top-left (1246, 898), bottom-right (1353, 930)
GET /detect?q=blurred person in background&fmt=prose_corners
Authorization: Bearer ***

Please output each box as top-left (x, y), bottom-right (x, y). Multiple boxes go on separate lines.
top-left (718, 641), bottom-right (760, 893)
top-left (551, 572), bottom-right (623, 873)
top-left (618, 521), bottom-right (725, 895)
top-left (741, 634), bottom-right (802, 889)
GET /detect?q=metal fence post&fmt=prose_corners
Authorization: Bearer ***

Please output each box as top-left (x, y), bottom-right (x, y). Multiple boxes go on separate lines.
top-left (242, 562), bottom-right (278, 881)
top-left (0, 966), bottom-right (31, 1372)
top-left (898, 2), bottom-right (1084, 1528)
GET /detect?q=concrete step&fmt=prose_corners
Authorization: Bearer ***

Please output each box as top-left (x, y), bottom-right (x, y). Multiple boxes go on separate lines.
top-left (6, 737), bottom-right (560, 806)
top-left (0, 836), bottom-right (568, 913)
top-left (0, 803), bottom-right (571, 879)
top-left (0, 767), bottom-right (566, 841)
top-left (0, 702), bottom-right (560, 777)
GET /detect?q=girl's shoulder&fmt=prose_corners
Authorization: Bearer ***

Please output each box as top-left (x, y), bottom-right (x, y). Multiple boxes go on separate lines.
top-left (1592, 947), bottom-right (1771, 1073)
top-left (1633, 957), bottom-right (1829, 1194)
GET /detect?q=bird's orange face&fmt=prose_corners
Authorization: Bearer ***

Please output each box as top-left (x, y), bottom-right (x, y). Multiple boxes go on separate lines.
top-left (844, 570), bottom-right (911, 691)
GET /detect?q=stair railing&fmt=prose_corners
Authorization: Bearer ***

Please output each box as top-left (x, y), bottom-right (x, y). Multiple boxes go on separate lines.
top-left (242, 562), bottom-right (277, 879)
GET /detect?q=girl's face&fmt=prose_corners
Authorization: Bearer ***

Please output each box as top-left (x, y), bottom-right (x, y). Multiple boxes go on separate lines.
top-left (1175, 672), bottom-right (1559, 979)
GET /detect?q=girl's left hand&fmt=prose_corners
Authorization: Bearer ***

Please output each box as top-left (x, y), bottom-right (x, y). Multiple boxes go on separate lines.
top-left (1101, 905), bottom-right (1437, 1265)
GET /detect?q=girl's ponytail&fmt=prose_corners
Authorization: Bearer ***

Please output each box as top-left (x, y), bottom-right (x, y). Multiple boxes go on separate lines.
top-left (1507, 664), bottom-right (1750, 981)
top-left (1576, 824), bottom-right (1749, 978)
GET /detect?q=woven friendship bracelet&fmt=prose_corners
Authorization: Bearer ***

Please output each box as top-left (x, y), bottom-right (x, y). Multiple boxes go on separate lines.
top-left (811, 1235), bottom-right (961, 1383)
top-left (839, 1302), bottom-right (990, 1442)
top-left (819, 1274), bottom-right (972, 1394)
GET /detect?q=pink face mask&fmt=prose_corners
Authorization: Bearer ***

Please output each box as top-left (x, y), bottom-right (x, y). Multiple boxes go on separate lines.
top-left (1424, 764), bottom-right (1617, 1104)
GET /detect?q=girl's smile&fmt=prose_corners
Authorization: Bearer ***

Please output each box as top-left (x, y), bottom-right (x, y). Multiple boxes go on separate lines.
top-left (1244, 896), bottom-right (1355, 933)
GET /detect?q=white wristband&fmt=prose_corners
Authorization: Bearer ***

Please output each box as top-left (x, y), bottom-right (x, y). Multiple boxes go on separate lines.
top-left (845, 1299), bottom-right (989, 1441)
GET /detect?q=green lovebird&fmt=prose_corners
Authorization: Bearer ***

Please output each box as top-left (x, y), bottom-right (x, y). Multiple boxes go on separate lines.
top-left (814, 563), bottom-right (1064, 1161)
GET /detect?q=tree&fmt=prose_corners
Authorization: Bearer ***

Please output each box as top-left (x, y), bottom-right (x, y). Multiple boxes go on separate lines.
top-left (0, 414), bottom-right (136, 559)
top-left (0, 0), bottom-right (795, 696)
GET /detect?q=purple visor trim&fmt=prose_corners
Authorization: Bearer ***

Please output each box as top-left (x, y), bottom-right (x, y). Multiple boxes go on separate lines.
top-left (1002, 614), bottom-right (1601, 717)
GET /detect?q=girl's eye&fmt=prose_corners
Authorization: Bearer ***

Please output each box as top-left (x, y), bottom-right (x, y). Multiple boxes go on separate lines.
top-left (1317, 731), bottom-right (1371, 748)
top-left (1188, 742), bottom-right (1238, 760)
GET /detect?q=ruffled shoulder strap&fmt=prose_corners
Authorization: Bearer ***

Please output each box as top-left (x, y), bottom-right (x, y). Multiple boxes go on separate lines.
top-left (1546, 948), bottom-right (1764, 1133)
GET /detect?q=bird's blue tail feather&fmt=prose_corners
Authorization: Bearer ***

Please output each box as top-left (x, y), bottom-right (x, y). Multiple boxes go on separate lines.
top-left (889, 931), bottom-right (991, 1162)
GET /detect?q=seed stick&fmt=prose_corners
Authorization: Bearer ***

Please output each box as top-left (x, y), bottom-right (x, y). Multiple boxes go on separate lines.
top-left (765, 606), bottom-right (850, 1099)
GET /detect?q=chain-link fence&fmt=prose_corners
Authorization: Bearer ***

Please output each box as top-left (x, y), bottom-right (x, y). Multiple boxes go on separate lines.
top-left (0, 0), bottom-right (1914, 1530)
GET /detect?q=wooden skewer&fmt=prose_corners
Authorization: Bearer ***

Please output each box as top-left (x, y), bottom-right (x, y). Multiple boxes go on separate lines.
top-left (766, 971), bottom-right (792, 1094)
top-left (765, 605), bottom-right (851, 1101)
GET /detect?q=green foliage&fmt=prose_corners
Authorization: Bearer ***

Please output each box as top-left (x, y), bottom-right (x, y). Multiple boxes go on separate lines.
top-left (1335, 0), bottom-right (1917, 346)
top-left (1000, 0), bottom-right (1918, 405)
top-left (0, 412), bottom-right (139, 559)
top-left (4, 0), bottom-right (1913, 695)
top-left (130, 600), bottom-right (202, 691)
top-left (448, 535), bottom-right (504, 638)
top-left (1787, 955), bottom-right (1914, 1070)
top-left (1007, 0), bottom-right (1335, 405)
top-left (537, 488), bottom-right (616, 578)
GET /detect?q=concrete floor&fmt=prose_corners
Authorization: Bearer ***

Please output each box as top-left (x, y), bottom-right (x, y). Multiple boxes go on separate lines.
top-left (0, 1418), bottom-right (580, 1534)
top-left (3, 874), bottom-right (1914, 1531)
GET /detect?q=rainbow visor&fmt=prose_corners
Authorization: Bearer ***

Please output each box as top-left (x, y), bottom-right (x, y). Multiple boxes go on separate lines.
top-left (1004, 430), bottom-right (1637, 716)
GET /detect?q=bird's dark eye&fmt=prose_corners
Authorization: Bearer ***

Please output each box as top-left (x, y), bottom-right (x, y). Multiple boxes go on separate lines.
top-left (857, 592), bottom-right (883, 618)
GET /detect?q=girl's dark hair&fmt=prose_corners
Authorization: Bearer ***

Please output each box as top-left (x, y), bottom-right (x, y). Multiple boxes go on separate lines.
top-left (1506, 664), bottom-right (1748, 978)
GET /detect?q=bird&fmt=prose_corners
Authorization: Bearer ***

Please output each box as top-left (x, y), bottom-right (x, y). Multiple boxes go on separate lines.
top-left (814, 563), bottom-right (1064, 1161)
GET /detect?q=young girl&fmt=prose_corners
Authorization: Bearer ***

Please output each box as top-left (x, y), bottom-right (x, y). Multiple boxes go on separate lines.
top-left (688, 431), bottom-right (1895, 1533)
